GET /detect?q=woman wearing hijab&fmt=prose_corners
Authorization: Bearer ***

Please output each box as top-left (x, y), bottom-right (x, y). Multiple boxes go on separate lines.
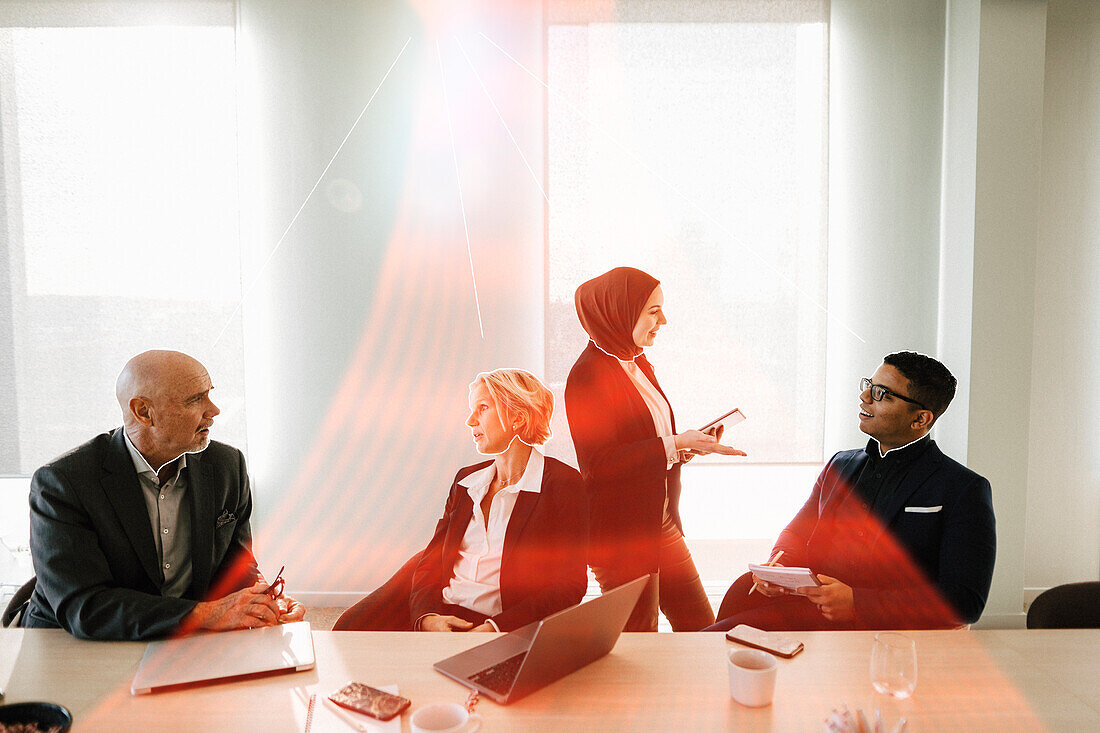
top-left (565, 267), bottom-right (745, 632)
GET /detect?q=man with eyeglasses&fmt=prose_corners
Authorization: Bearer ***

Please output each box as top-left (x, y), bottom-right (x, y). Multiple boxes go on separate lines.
top-left (708, 351), bottom-right (996, 632)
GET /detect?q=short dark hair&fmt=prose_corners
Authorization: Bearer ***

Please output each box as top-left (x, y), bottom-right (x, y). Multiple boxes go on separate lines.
top-left (883, 351), bottom-right (957, 420)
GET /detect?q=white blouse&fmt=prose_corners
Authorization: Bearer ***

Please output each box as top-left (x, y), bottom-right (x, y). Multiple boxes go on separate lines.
top-left (440, 449), bottom-right (545, 620)
top-left (618, 358), bottom-right (679, 467)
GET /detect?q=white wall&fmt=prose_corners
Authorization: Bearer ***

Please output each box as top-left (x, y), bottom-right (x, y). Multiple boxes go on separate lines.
top-left (1025, 0), bottom-right (1100, 590)
top-left (943, 0), bottom-right (1100, 624)
top-left (967, 0), bottom-right (1049, 625)
top-left (825, 0), bottom-right (947, 457)
top-left (936, 0), bottom-right (981, 465)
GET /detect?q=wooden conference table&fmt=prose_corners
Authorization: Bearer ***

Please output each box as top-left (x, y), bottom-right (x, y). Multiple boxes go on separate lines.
top-left (1, 628), bottom-right (1097, 731)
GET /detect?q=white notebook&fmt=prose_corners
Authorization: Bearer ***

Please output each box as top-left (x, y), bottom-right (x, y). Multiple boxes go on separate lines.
top-left (131, 621), bottom-right (315, 695)
top-left (747, 564), bottom-right (822, 594)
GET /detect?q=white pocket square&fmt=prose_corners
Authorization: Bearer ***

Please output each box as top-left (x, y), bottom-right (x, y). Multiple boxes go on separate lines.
top-left (904, 505), bottom-right (942, 513)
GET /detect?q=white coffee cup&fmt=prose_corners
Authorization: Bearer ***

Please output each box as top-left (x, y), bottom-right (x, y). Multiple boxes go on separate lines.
top-left (728, 649), bottom-right (778, 707)
top-left (410, 702), bottom-right (482, 733)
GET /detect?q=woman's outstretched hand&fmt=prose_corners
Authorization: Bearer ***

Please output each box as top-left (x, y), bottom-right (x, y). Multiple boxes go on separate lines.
top-left (674, 429), bottom-right (747, 457)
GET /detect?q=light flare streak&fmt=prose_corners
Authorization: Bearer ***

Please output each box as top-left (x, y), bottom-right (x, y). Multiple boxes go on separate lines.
top-left (211, 36), bottom-right (413, 349)
top-left (437, 40), bottom-right (485, 340)
top-left (455, 36), bottom-right (549, 206)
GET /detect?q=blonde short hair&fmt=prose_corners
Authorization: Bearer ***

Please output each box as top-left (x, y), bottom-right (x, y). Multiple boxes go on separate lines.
top-left (470, 369), bottom-right (554, 446)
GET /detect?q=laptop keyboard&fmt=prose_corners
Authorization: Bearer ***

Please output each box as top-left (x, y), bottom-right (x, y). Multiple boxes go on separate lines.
top-left (469, 652), bottom-right (527, 695)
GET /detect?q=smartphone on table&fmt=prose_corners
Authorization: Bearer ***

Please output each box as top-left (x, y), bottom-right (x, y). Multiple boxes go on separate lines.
top-left (725, 623), bottom-right (804, 659)
top-left (329, 681), bottom-right (411, 721)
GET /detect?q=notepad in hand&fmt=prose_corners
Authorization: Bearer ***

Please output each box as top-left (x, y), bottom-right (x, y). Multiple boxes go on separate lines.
top-left (747, 564), bottom-right (821, 594)
top-left (699, 407), bottom-right (746, 433)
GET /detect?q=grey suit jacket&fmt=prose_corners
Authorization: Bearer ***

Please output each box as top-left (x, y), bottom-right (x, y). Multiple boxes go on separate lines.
top-left (24, 427), bottom-right (260, 640)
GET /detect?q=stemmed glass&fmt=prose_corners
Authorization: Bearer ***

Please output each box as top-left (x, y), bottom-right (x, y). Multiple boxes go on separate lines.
top-left (870, 632), bottom-right (917, 699)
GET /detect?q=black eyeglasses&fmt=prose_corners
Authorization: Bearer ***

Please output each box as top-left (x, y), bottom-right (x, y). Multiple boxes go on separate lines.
top-left (860, 378), bottom-right (928, 411)
top-left (263, 565), bottom-right (285, 599)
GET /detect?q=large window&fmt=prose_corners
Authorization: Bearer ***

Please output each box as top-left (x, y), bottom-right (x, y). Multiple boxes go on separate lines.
top-left (545, 2), bottom-right (829, 590)
top-left (0, 2), bottom-right (243, 599)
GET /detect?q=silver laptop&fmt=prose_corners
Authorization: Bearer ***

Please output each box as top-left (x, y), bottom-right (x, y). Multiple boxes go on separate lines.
top-left (131, 621), bottom-right (315, 694)
top-left (433, 574), bottom-right (650, 704)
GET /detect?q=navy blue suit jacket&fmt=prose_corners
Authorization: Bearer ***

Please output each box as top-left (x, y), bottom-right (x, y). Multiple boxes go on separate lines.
top-left (773, 440), bottom-right (996, 626)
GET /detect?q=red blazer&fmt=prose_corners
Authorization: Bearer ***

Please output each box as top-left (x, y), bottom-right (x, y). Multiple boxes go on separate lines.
top-left (565, 342), bottom-right (681, 575)
top-left (409, 455), bottom-right (588, 631)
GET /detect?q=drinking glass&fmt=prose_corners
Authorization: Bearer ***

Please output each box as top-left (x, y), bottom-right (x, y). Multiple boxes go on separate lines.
top-left (870, 632), bottom-right (917, 698)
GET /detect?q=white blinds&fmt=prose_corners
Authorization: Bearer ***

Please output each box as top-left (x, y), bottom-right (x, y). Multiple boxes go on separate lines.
top-left (0, 2), bottom-right (244, 474)
top-left (544, 3), bottom-right (830, 464)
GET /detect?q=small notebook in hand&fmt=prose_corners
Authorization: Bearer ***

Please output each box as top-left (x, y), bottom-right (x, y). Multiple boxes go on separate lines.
top-left (747, 564), bottom-right (821, 594)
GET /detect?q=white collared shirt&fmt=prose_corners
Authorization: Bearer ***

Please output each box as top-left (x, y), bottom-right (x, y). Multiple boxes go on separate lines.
top-left (873, 433), bottom-right (930, 458)
top-left (441, 449), bottom-right (545, 620)
top-left (617, 358), bottom-right (679, 467)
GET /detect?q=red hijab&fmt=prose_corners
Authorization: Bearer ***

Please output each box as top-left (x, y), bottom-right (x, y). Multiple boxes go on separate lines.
top-left (574, 267), bottom-right (660, 360)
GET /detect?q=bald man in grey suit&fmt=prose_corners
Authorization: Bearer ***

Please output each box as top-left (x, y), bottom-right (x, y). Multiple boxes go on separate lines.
top-left (24, 350), bottom-right (303, 640)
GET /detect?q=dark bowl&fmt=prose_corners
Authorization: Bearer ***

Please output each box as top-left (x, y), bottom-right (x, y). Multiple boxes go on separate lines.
top-left (0, 702), bottom-right (73, 732)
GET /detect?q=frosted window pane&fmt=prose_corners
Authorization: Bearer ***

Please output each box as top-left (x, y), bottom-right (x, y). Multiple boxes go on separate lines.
top-left (547, 22), bottom-right (827, 465)
top-left (14, 27), bottom-right (239, 300)
top-left (1, 23), bottom-right (244, 474)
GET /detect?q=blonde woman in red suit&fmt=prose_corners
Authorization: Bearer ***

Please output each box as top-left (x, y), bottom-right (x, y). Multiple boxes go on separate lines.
top-left (565, 267), bottom-right (745, 632)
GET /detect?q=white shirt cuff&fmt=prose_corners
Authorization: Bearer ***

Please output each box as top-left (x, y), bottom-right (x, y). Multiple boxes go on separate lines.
top-left (662, 435), bottom-right (678, 467)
